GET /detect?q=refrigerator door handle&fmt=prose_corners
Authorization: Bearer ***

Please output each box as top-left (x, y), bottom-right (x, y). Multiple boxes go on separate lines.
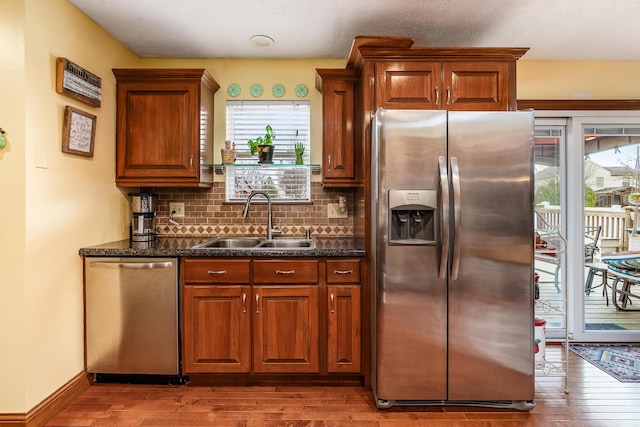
top-left (450, 156), bottom-right (462, 280)
top-left (438, 155), bottom-right (449, 279)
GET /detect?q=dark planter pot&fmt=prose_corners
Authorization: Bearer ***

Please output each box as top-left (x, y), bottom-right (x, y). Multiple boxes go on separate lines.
top-left (258, 145), bottom-right (274, 164)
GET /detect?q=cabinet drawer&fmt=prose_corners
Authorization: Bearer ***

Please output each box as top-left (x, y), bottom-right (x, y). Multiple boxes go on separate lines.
top-left (253, 260), bottom-right (319, 284)
top-left (326, 259), bottom-right (360, 283)
top-left (183, 259), bottom-right (250, 283)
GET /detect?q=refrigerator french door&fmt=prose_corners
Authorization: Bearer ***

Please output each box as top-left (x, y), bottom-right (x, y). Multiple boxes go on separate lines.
top-left (371, 109), bottom-right (535, 410)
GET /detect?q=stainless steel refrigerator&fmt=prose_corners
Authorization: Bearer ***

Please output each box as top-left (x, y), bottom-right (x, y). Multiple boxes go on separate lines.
top-left (371, 109), bottom-right (535, 410)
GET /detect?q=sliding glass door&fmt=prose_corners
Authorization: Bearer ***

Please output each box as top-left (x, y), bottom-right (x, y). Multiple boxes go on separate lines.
top-left (580, 123), bottom-right (640, 339)
top-left (534, 112), bottom-right (640, 342)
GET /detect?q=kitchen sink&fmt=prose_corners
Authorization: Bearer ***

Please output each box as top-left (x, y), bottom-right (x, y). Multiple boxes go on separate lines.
top-left (191, 237), bottom-right (263, 249)
top-left (191, 237), bottom-right (315, 250)
top-left (257, 238), bottom-right (315, 249)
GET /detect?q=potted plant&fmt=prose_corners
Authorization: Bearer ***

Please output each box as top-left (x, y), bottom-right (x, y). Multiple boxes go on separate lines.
top-left (247, 125), bottom-right (276, 164)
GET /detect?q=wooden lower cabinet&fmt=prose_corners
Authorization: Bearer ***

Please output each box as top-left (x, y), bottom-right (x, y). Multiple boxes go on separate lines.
top-left (327, 285), bottom-right (361, 373)
top-left (182, 257), bottom-right (361, 378)
top-left (253, 286), bottom-right (319, 373)
top-left (182, 285), bottom-right (251, 373)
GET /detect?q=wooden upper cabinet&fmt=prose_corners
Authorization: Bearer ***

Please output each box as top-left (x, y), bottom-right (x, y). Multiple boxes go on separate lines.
top-left (443, 62), bottom-right (508, 111)
top-left (375, 60), bottom-right (510, 111)
top-left (375, 62), bottom-right (439, 109)
top-left (113, 68), bottom-right (219, 187)
top-left (315, 69), bottom-right (359, 187)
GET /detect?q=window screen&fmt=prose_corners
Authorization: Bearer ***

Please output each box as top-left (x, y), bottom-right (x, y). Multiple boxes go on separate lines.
top-left (225, 100), bottom-right (311, 201)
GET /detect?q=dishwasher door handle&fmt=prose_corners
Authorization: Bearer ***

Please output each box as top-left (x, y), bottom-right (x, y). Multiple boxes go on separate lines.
top-left (88, 261), bottom-right (174, 269)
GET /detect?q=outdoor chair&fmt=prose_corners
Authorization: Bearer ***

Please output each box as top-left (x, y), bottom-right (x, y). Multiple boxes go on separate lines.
top-left (536, 225), bottom-right (601, 294)
top-left (584, 225), bottom-right (608, 301)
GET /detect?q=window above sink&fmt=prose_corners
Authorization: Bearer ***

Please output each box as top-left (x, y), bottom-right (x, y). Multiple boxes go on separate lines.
top-left (223, 100), bottom-right (312, 203)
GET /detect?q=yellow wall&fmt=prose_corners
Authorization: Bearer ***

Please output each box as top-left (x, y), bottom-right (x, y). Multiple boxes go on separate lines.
top-left (518, 60), bottom-right (640, 99)
top-left (0, 0), bottom-right (139, 413)
top-left (3, 0), bottom-right (640, 416)
top-left (0, 0), bottom-right (28, 411)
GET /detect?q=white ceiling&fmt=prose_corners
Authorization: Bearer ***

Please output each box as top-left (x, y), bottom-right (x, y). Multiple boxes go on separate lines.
top-left (68, 0), bottom-right (640, 60)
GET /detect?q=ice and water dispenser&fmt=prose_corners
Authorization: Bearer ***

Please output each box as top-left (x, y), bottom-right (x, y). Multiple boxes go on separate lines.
top-left (388, 189), bottom-right (436, 245)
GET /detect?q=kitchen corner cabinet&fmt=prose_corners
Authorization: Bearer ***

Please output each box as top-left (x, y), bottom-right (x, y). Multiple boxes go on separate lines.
top-left (375, 61), bottom-right (510, 111)
top-left (315, 69), bottom-right (359, 187)
top-left (113, 68), bottom-right (220, 187)
top-left (181, 257), bottom-right (362, 378)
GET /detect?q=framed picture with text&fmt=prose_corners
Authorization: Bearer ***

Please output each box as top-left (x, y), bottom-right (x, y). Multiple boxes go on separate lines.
top-left (62, 106), bottom-right (96, 157)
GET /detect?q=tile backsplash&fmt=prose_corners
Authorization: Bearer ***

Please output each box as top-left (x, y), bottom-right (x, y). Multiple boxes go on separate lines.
top-left (149, 183), bottom-right (355, 238)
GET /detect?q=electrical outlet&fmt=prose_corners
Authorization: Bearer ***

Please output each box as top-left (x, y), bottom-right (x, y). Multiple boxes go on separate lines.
top-left (327, 203), bottom-right (348, 219)
top-left (169, 202), bottom-right (185, 218)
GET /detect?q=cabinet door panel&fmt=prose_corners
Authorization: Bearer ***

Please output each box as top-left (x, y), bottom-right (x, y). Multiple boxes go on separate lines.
top-left (322, 80), bottom-right (355, 181)
top-left (182, 286), bottom-right (251, 373)
top-left (117, 81), bottom-right (198, 180)
top-left (327, 286), bottom-right (361, 373)
top-left (254, 286), bottom-right (319, 373)
top-left (376, 62), bottom-right (439, 109)
top-left (443, 62), bottom-right (508, 111)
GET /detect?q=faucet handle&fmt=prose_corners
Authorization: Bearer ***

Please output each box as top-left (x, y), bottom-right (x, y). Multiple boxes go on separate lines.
top-left (305, 228), bottom-right (311, 239)
top-left (271, 226), bottom-right (282, 236)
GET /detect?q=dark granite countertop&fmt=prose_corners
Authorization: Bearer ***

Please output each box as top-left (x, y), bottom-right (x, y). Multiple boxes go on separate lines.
top-left (79, 236), bottom-right (366, 258)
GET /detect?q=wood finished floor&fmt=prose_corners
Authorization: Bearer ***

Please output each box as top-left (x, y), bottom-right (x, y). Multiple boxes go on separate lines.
top-left (46, 347), bottom-right (640, 427)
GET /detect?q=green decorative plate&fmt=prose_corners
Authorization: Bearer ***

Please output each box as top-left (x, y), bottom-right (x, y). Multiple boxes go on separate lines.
top-left (272, 83), bottom-right (285, 98)
top-left (250, 83), bottom-right (263, 97)
top-left (227, 83), bottom-right (241, 97)
top-left (295, 83), bottom-right (308, 98)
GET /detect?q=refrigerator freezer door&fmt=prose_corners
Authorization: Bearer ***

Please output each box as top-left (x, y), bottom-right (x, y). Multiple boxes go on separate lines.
top-left (372, 109), bottom-right (448, 400)
top-left (446, 111), bottom-right (535, 401)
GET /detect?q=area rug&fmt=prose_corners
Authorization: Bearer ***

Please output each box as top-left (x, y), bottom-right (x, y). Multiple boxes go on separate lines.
top-left (569, 343), bottom-right (640, 382)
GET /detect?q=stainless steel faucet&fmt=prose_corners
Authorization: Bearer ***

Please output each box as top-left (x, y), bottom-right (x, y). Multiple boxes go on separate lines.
top-left (242, 190), bottom-right (281, 240)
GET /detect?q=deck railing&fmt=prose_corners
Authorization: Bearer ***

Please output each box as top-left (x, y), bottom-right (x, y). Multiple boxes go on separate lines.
top-left (536, 206), bottom-right (632, 251)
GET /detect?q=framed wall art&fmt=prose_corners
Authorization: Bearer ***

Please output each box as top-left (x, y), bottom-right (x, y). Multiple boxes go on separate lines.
top-left (62, 106), bottom-right (96, 157)
top-left (56, 57), bottom-right (102, 108)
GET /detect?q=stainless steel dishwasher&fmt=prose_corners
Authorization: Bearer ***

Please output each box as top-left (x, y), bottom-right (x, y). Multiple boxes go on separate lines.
top-left (84, 257), bottom-right (179, 377)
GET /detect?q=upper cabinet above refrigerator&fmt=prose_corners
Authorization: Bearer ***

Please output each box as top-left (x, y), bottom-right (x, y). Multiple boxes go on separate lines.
top-left (375, 61), bottom-right (512, 111)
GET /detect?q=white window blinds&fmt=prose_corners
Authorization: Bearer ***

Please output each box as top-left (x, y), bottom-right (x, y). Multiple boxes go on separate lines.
top-left (225, 100), bottom-right (311, 202)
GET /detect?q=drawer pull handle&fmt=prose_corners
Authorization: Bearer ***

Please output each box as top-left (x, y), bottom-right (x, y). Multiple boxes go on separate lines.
top-left (242, 292), bottom-right (247, 313)
top-left (434, 87), bottom-right (439, 106)
top-left (207, 270), bottom-right (227, 275)
top-left (333, 269), bottom-right (353, 275)
top-left (255, 294), bottom-right (260, 314)
top-left (330, 293), bottom-right (335, 313)
top-left (446, 87), bottom-right (451, 106)
top-left (275, 269), bottom-right (296, 275)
